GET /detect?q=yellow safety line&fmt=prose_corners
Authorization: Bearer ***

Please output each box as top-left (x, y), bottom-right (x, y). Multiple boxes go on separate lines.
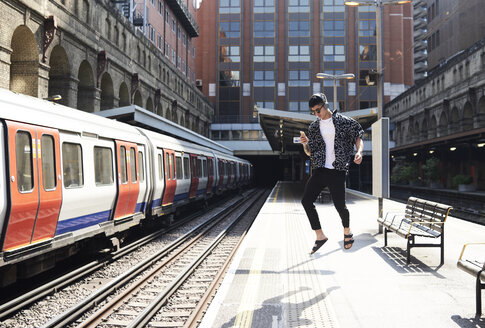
top-left (273, 183), bottom-right (281, 203)
top-left (232, 235), bottom-right (266, 327)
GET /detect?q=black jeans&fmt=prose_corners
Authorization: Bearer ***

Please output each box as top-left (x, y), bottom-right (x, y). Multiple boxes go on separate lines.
top-left (301, 167), bottom-right (349, 230)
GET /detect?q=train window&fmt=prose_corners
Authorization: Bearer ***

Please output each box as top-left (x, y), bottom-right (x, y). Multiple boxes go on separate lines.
top-left (94, 146), bottom-right (113, 186)
top-left (41, 135), bottom-right (56, 190)
top-left (208, 159), bottom-right (213, 177)
top-left (170, 154), bottom-right (175, 179)
top-left (62, 142), bottom-right (84, 188)
top-left (203, 159), bottom-right (208, 177)
top-left (119, 146), bottom-right (128, 184)
top-left (15, 131), bottom-right (33, 192)
top-left (197, 159), bottom-right (202, 178)
top-left (176, 156), bottom-right (182, 180)
top-left (165, 153), bottom-right (170, 179)
top-left (183, 157), bottom-right (189, 179)
top-left (158, 154), bottom-right (162, 180)
top-left (138, 151), bottom-right (145, 182)
top-left (130, 148), bottom-right (137, 183)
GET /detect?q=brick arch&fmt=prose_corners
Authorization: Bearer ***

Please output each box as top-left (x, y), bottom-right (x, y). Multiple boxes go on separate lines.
top-left (463, 101), bottom-right (473, 130)
top-left (77, 60), bottom-right (95, 112)
top-left (146, 97), bottom-right (153, 112)
top-left (119, 82), bottom-right (130, 106)
top-left (450, 106), bottom-right (459, 133)
top-left (10, 25), bottom-right (39, 97)
top-left (478, 96), bottom-right (485, 127)
top-left (48, 45), bottom-right (71, 106)
top-left (133, 90), bottom-right (143, 107)
top-left (100, 73), bottom-right (114, 110)
top-left (429, 115), bottom-right (437, 138)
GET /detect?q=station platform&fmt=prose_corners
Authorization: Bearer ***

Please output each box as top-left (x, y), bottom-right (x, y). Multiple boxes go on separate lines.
top-left (200, 181), bottom-right (485, 328)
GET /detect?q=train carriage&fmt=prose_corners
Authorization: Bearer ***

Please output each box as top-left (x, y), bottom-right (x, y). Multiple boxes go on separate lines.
top-left (0, 89), bottom-right (252, 284)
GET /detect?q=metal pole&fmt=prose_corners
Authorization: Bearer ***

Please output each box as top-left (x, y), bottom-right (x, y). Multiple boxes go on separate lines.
top-left (333, 78), bottom-right (337, 111)
top-left (376, 0), bottom-right (383, 120)
top-left (376, 0), bottom-right (384, 232)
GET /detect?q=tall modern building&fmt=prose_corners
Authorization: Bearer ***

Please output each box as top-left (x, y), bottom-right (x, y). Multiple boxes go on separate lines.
top-left (196, 0), bottom-right (414, 146)
top-left (413, 0), bottom-right (428, 82)
top-left (425, 0), bottom-right (485, 72)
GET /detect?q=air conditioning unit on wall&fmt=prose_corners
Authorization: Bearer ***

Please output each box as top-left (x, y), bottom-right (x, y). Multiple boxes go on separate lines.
top-left (196, 79), bottom-right (202, 87)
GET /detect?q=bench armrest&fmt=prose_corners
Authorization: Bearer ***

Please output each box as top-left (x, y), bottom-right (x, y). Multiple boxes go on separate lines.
top-left (458, 243), bottom-right (485, 268)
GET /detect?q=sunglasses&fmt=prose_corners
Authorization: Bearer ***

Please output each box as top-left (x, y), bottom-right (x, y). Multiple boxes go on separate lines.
top-left (310, 104), bottom-right (324, 115)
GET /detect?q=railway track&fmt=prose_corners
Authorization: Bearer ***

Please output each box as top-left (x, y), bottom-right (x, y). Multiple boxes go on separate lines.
top-left (0, 188), bottom-right (267, 328)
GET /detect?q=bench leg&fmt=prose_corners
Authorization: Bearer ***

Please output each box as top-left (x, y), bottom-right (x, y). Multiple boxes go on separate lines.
top-left (384, 227), bottom-right (388, 246)
top-left (440, 234), bottom-right (444, 266)
top-left (406, 236), bottom-right (414, 265)
top-left (477, 270), bottom-right (484, 317)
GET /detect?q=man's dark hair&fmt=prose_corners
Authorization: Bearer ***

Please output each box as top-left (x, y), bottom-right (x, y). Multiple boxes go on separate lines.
top-left (309, 93), bottom-right (328, 108)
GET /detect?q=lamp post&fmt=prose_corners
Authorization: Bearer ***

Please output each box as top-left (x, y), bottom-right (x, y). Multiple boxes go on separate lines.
top-left (345, 0), bottom-right (411, 230)
top-left (316, 73), bottom-right (355, 111)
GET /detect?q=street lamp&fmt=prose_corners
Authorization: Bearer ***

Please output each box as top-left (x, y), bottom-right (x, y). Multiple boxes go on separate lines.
top-left (345, 0), bottom-right (411, 119)
top-left (345, 0), bottom-right (411, 228)
top-left (316, 73), bottom-right (355, 111)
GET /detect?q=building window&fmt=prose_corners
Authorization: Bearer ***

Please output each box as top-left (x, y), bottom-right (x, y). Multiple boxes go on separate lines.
top-left (220, 46), bottom-right (240, 62)
top-left (254, 70), bottom-right (275, 87)
top-left (359, 45), bottom-right (376, 61)
top-left (289, 45), bottom-right (310, 62)
top-left (256, 101), bottom-right (274, 109)
top-left (323, 45), bottom-right (344, 62)
top-left (159, 1), bottom-right (163, 15)
top-left (219, 0), bottom-right (240, 14)
top-left (289, 20), bottom-right (310, 37)
top-left (165, 9), bottom-right (169, 23)
top-left (289, 101), bottom-right (308, 112)
top-left (323, 0), bottom-right (344, 12)
top-left (288, 70), bottom-right (310, 87)
top-left (324, 20), bottom-right (344, 37)
top-left (254, 0), bottom-right (275, 13)
top-left (220, 21), bottom-right (240, 38)
top-left (219, 71), bottom-right (240, 86)
top-left (288, 0), bottom-right (309, 13)
top-left (359, 19), bottom-right (376, 37)
top-left (254, 21), bottom-right (275, 38)
top-left (172, 19), bottom-right (175, 32)
top-left (254, 46), bottom-right (275, 62)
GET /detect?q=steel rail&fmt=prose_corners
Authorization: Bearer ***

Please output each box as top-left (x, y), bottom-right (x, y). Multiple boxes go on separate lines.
top-left (39, 189), bottom-right (257, 328)
top-left (127, 190), bottom-right (263, 328)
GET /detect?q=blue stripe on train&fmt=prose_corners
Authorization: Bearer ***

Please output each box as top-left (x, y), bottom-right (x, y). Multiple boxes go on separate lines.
top-left (135, 202), bottom-right (146, 213)
top-left (152, 198), bottom-right (162, 208)
top-left (55, 210), bottom-right (112, 235)
top-left (174, 192), bottom-right (189, 202)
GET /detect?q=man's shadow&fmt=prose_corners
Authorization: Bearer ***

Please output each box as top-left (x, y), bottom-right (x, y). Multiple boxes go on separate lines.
top-left (220, 286), bottom-right (339, 328)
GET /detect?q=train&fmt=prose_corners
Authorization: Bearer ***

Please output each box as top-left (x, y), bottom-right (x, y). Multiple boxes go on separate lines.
top-left (0, 88), bottom-right (252, 285)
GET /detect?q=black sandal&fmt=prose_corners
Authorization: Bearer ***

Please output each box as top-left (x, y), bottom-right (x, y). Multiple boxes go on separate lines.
top-left (344, 233), bottom-right (354, 250)
top-left (310, 238), bottom-right (328, 254)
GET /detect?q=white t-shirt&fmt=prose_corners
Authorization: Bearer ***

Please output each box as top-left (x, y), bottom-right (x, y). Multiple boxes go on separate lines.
top-left (319, 117), bottom-right (335, 169)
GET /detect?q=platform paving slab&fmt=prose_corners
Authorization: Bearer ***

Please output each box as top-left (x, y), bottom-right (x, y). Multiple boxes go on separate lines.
top-left (200, 181), bottom-right (485, 328)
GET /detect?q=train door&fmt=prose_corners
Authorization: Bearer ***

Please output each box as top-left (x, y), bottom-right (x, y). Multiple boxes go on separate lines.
top-left (189, 154), bottom-right (198, 198)
top-left (113, 141), bottom-right (139, 219)
top-left (162, 149), bottom-right (176, 206)
top-left (217, 159), bottom-right (224, 192)
top-left (206, 157), bottom-right (214, 195)
top-left (3, 121), bottom-right (62, 251)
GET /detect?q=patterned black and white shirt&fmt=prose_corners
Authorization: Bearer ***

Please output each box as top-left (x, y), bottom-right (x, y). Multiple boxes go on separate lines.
top-left (307, 110), bottom-right (364, 172)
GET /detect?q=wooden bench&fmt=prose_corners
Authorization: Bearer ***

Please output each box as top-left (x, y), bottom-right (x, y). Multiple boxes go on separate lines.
top-left (378, 197), bottom-right (453, 265)
top-left (457, 243), bottom-right (485, 317)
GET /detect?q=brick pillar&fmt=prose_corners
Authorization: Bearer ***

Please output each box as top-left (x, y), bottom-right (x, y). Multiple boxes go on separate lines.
top-left (38, 62), bottom-right (50, 99)
top-left (49, 75), bottom-right (79, 108)
top-left (0, 44), bottom-right (12, 90)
